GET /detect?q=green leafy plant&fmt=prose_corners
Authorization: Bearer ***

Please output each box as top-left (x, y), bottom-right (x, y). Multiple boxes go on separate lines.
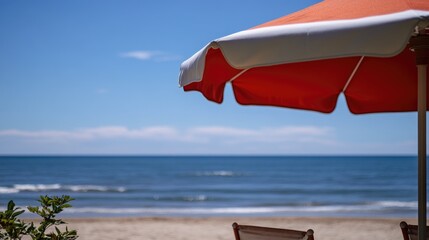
top-left (0, 195), bottom-right (78, 240)
top-left (0, 200), bottom-right (30, 239)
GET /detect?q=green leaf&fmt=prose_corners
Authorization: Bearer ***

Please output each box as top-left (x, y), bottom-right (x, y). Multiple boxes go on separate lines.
top-left (11, 209), bottom-right (25, 218)
top-left (7, 200), bottom-right (15, 211)
top-left (62, 204), bottom-right (72, 208)
top-left (27, 206), bottom-right (38, 213)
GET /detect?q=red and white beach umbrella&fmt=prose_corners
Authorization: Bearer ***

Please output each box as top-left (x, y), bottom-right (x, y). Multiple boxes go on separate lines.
top-left (179, 0), bottom-right (429, 239)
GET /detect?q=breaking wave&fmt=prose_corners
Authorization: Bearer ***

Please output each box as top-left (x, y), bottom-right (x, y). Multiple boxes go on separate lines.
top-left (59, 201), bottom-right (418, 216)
top-left (0, 184), bottom-right (126, 193)
top-left (194, 171), bottom-right (241, 177)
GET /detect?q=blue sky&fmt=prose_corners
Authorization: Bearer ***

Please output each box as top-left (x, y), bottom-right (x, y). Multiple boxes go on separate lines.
top-left (0, 0), bottom-right (423, 155)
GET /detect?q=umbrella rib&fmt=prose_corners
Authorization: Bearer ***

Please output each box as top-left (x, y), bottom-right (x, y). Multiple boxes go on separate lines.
top-left (229, 69), bottom-right (249, 82)
top-left (342, 56), bottom-right (365, 92)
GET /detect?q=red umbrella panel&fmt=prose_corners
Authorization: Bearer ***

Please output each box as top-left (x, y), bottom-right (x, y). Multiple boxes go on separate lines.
top-left (183, 47), bottom-right (427, 114)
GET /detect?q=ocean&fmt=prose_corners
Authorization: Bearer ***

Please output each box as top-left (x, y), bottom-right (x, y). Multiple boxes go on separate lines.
top-left (0, 156), bottom-right (420, 218)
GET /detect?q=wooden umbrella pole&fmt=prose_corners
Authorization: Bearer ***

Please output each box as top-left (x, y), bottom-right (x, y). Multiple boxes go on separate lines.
top-left (411, 34), bottom-right (429, 240)
top-left (418, 63), bottom-right (427, 240)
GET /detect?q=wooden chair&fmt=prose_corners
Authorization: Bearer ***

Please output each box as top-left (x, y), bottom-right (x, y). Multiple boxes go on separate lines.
top-left (400, 221), bottom-right (429, 240)
top-left (232, 222), bottom-right (314, 240)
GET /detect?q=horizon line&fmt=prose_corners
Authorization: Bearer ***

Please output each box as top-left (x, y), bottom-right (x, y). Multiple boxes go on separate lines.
top-left (0, 154), bottom-right (418, 158)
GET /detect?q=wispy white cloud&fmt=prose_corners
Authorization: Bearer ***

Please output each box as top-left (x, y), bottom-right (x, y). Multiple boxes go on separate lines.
top-left (120, 51), bottom-right (181, 62)
top-left (0, 125), bottom-right (332, 142)
top-left (0, 126), bottom-right (180, 141)
top-left (121, 51), bottom-right (153, 60)
top-left (0, 125), bottom-right (416, 154)
top-left (188, 126), bottom-right (333, 144)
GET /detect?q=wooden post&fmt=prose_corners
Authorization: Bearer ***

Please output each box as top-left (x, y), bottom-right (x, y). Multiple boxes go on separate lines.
top-left (410, 35), bottom-right (429, 240)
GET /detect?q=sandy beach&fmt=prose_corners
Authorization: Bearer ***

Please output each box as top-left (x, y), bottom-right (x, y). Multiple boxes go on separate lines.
top-left (59, 217), bottom-right (413, 240)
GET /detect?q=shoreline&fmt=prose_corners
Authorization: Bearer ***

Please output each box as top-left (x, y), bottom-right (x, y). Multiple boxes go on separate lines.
top-left (52, 216), bottom-right (414, 240)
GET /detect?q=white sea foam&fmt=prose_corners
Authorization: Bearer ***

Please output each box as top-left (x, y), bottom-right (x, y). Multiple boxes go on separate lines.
top-left (62, 201), bottom-right (419, 216)
top-left (0, 187), bottom-right (19, 194)
top-left (66, 185), bottom-right (126, 192)
top-left (370, 201), bottom-right (417, 208)
top-left (184, 195), bottom-right (207, 201)
top-left (14, 184), bottom-right (61, 191)
top-left (64, 207), bottom-right (277, 215)
top-left (2, 202), bottom-right (415, 217)
top-left (63, 206), bottom-right (338, 215)
top-left (0, 184), bottom-right (126, 193)
top-left (67, 185), bottom-right (108, 192)
top-left (196, 171), bottom-right (237, 177)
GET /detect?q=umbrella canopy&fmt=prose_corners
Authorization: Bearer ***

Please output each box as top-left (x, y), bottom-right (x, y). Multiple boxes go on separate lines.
top-left (180, 0), bottom-right (428, 114)
top-left (179, 0), bottom-right (429, 239)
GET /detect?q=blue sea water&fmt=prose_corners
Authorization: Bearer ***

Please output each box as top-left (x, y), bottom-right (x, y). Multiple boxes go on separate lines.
top-left (0, 156), bottom-right (421, 218)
